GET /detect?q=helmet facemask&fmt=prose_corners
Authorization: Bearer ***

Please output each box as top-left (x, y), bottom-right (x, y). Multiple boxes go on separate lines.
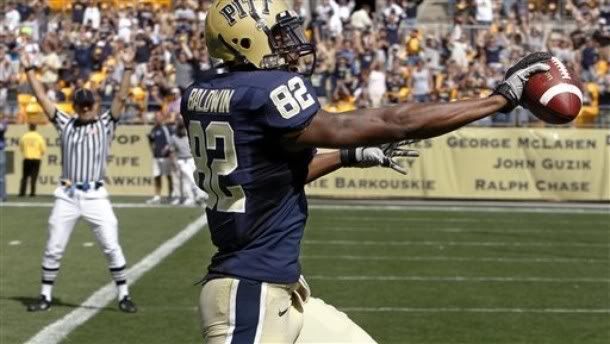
top-left (260, 11), bottom-right (316, 76)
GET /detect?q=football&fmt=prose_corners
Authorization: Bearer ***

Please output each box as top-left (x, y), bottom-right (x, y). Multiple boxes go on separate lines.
top-left (524, 56), bottom-right (583, 124)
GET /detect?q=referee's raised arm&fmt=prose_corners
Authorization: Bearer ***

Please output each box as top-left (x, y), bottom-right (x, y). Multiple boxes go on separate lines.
top-left (110, 48), bottom-right (136, 121)
top-left (20, 51), bottom-right (57, 121)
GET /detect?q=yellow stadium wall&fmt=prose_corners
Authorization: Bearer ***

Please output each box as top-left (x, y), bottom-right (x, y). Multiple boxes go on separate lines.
top-left (3, 125), bottom-right (610, 201)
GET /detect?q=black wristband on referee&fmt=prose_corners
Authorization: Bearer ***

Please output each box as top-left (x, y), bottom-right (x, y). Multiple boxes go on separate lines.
top-left (340, 149), bottom-right (357, 166)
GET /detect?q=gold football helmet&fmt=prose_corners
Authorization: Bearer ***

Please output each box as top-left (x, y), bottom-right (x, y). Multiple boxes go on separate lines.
top-left (205, 0), bottom-right (315, 74)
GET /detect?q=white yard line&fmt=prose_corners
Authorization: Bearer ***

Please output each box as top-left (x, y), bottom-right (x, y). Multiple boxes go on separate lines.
top-left (307, 275), bottom-right (610, 283)
top-left (300, 255), bottom-right (608, 264)
top-left (0, 202), bottom-right (180, 208)
top-left (24, 215), bottom-right (208, 344)
top-left (340, 307), bottom-right (610, 314)
top-left (303, 239), bottom-right (609, 248)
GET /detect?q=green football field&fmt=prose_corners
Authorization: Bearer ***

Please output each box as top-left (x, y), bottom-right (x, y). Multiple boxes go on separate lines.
top-left (1, 199), bottom-right (608, 344)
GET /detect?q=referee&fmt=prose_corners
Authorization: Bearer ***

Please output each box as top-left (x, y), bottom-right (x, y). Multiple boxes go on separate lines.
top-left (21, 49), bottom-right (138, 313)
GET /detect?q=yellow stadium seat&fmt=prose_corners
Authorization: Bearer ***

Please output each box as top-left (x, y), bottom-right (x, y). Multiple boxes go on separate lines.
top-left (25, 101), bottom-right (47, 124)
top-left (575, 83), bottom-right (600, 128)
top-left (57, 102), bottom-right (75, 114)
top-left (90, 71), bottom-right (107, 83)
top-left (18, 94), bottom-right (34, 106)
top-left (25, 102), bottom-right (43, 115)
top-left (130, 86), bottom-right (148, 110)
top-left (47, 0), bottom-right (72, 11)
top-left (130, 87), bottom-right (147, 101)
top-left (62, 87), bottom-right (73, 100)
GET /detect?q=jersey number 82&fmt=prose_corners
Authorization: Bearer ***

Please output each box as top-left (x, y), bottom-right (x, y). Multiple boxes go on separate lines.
top-left (189, 121), bottom-right (246, 213)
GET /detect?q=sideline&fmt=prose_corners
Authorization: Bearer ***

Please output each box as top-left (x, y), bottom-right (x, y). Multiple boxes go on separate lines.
top-left (2, 199), bottom-right (609, 214)
top-left (23, 215), bottom-right (208, 344)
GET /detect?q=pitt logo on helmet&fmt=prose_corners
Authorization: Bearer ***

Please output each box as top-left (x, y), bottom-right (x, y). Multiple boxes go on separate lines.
top-left (220, 0), bottom-right (271, 26)
top-left (206, 0), bottom-right (316, 74)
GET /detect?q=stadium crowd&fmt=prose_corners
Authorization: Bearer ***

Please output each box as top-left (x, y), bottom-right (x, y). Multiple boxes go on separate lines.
top-left (0, 0), bottom-right (608, 128)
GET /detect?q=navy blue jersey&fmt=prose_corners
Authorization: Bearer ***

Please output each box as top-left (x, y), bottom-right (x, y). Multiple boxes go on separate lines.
top-left (180, 69), bottom-right (319, 284)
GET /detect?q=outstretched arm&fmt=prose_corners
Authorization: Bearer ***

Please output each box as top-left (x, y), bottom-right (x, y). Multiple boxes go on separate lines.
top-left (20, 52), bottom-right (56, 119)
top-left (110, 48), bottom-right (135, 120)
top-left (291, 52), bottom-right (551, 148)
top-left (293, 95), bottom-right (507, 148)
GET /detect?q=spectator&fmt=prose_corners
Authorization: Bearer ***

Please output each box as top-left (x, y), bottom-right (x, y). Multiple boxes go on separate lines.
top-left (5, 1), bottom-right (21, 33)
top-left (403, 0), bottom-right (424, 28)
top-left (350, 4), bottom-right (373, 31)
top-left (39, 38), bottom-right (61, 85)
top-left (71, 0), bottom-right (86, 24)
top-left (82, 0), bottom-right (101, 29)
top-left (0, 46), bottom-right (16, 116)
top-left (323, 81), bottom-right (356, 112)
top-left (405, 29), bottom-right (422, 64)
top-left (367, 61), bottom-right (387, 107)
top-left (384, 10), bottom-right (402, 46)
top-left (147, 112), bottom-right (173, 204)
top-left (385, 63), bottom-right (409, 104)
top-left (336, 0), bottom-right (355, 24)
top-left (0, 115), bottom-right (6, 202)
top-left (411, 59), bottom-right (432, 102)
top-left (19, 123), bottom-right (46, 197)
top-left (383, 0), bottom-right (405, 20)
top-left (475, 0), bottom-right (494, 26)
top-left (422, 36), bottom-right (441, 70)
top-left (581, 38), bottom-right (599, 81)
top-left (134, 30), bottom-right (153, 82)
top-left (169, 117), bottom-right (207, 206)
top-left (174, 40), bottom-right (196, 90)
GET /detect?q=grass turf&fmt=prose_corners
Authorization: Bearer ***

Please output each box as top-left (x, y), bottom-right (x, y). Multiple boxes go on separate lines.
top-left (1, 205), bottom-right (608, 343)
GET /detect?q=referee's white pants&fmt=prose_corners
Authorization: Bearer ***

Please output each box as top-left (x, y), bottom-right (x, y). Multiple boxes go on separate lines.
top-left (175, 158), bottom-right (207, 201)
top-left (42, 186), bottom-right (126, 271)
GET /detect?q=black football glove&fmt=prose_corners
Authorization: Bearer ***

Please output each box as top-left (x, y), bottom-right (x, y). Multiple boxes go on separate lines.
top-left (492, 51), bottom-right (552, 113)
top-left (341, 140), bottom-right (420, 175)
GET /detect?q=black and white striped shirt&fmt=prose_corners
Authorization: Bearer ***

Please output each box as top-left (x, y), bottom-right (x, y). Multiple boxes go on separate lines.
top-left (53, 108), bottom-right (117, 183)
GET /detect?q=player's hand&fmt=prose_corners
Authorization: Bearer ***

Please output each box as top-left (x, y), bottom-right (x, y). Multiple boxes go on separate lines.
top-left (380, 140), bottom-right (420, 175)
top-left (341, 140), bottom-right (420, 175)
top-left (493, 51), bottom-right (551, 113)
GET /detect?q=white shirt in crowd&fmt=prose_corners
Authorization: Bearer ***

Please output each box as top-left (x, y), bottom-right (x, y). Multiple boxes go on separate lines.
top-left (337, 0), bottom-right (355, 22)
top-left (118, 14), bottom-right (133, 42)
top-left (40, 52), bottom-right (62, 83)
top-left (350, 8), bottom-right (372, 30)
top-left (382, 4), bottom-right (405, 19)
top-left (5, 8), bottom-right (21, 32)
top-left (475, 0), bottom-right (493, 22)
top-left (450, 40), bottom-right (469, 69)
top-left (412, 67), bottom-right (431, 96)
top-left (83, 6), bottom-right (101, 29)
top-left (367, 69), bottom-right (387, 107)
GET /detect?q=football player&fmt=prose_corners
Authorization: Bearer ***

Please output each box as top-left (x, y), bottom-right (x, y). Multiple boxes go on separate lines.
top-left (182, 0), bottom-right (550, 342)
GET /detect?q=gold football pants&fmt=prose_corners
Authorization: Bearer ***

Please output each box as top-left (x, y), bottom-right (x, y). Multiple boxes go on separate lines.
top-left (199, 276), bottom-right (376, 343)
